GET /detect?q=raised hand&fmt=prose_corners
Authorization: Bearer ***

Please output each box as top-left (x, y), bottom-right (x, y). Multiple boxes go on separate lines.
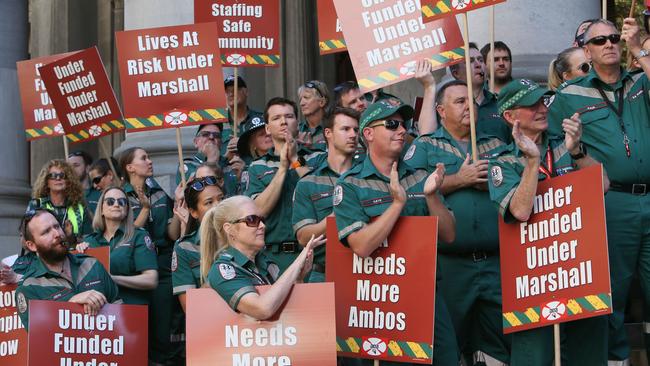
top-left (389, 162), bottom-right (407, 204)
top-left (512, 121), bottom-right (540, 160)
top-left (414, 59), bottom-right (436, 88)
top-left (424, 163), bottom-right (446, 196)
top-left (562, 113), bottom-right (582, 154)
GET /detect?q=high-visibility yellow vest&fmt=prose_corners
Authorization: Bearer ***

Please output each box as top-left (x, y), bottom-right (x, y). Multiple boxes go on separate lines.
top-left (41, 200), bottom-right (85, 235)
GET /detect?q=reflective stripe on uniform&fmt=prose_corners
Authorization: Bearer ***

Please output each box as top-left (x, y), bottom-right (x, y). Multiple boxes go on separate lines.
top-left (172, 284), bottom-right (196, 295)
top-left (338, 221), bottom-right (365, 239)
top-left (608, 359), bottom-right (630, 366)
top-left (293, 218), bottom-right (317, 233)
top-left (644, 321), bottom-right (650, 333)
top-left (229, 285), bottom-right (256, 309)
top-left (473, 350), bottom-right (507, 366)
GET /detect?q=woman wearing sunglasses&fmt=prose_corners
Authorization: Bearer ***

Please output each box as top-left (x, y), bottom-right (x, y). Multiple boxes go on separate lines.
top-left (28, 159), bottom-right (91, 241)
top-left (118, 147), bottom-right (183, 365)
top-left (86, 158), bottom-right (122, 214)
top-left (77, 187), bottom-right (158, 305)
top-left (172, 176), bottom-right (224, 311)
top-left (547, 47), bottom-right (591, 91)
top-left (201, 195), bottom-right (325, 319)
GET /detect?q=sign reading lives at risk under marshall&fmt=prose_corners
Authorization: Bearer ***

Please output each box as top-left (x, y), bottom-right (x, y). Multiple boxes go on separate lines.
top-left (194, 0), bottom-right (281, 67)
top-left (333, 0), bottom-right (465, 92)
top-left (498, 164), bottom-right (612, 334)
top-left (326, 216), bottom-right (438, 364)
top-left (27, 301), bottom-right (148, 366)
top-left (115, 22), bottom-right (228, 131)
top-left (186, 284), bottom-right (337, 366)
top-left (0, 284), bottom-right (28, 366)
top-left (317, 0), bottom-right (347, 55)
top-left (16, 52), bottom-right (75, 141)
top-left (420, 0), bottom-right (507, 23)
top-left (38, 47), bottom-right (125, 143)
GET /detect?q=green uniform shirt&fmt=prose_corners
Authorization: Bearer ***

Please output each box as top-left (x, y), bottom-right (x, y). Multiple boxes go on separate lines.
top-left (83, 227), bottom-right (158, 304)
top-left (298, 120), bottom-right (327, 152)
top-left (12, 251), bottom-right (36, 275)
top-left (478, 86), bottom-right (512, 144)
top-left (208, 246), bottom-right (279, 311)
top-left (221, 108), bottom-right (264, 156)
top-left (548, 68), bottom-right (650, 184)
top-left (291, 159), bottom-right (342, 266)
top-left (85, 188), bottom-right (101, 218)
top-left (488, 134), bottom-right (576, 223)
top-left (176, 153), bottom-right (238, 196)
top-left (124, 179), bottom-right (173, 250)
top-left (171, 229), bottom-right (201, 295)
top-left (16, 253), bottom-right (119, 329)
top-left (27, 198), bottom-right (90, 237)
top-left (405, 126), bottom-right (507, 253)
top-left (333, 156), bottom-right (448, 246)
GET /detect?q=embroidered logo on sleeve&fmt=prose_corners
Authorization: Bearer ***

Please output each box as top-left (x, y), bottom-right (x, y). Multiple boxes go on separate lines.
top-left (490, 166), bottom-right (503, 187)
top-left (333, 185), bottom-right (343, 206)
top-left (219, 263), bottom-right (236, 280)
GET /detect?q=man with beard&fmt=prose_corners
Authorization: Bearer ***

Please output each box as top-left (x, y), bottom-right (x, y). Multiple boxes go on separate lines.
top-left (451, 42), bottom-right (511, 143)
top-left (334, 81), bottom-right (368, 113)
top-left (480, 41), bottom-right (514, 94)
top-left (15, 209), bottom-right (119, 329)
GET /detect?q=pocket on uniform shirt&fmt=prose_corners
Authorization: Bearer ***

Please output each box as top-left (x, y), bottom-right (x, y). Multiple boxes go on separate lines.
top-left (579, 106), bottom-right (610, 125)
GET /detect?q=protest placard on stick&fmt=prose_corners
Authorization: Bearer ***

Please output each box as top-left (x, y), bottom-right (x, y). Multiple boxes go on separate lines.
top-left (317, 0), bottom-right (347, 55)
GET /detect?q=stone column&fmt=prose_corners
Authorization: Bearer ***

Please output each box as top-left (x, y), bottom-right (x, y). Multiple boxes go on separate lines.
top-left (0, 0), bottom-right (31, 258)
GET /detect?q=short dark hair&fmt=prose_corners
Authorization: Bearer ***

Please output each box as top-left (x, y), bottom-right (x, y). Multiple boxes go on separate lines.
top-left (323, 107), bottom-right (360, 130)
top-left (264, 97), bottom-right (298, 123)
top-left (450, 42), bottom-right (480, 73)
top-left (67, 150), bottom-right (93, 166)
top-left (333, 81), bottom-right (360, 107)
top-left (480, 41), bottom-right (512, 62)
top-left (436, 80), bottom-right (467, 105)
top-left (90, 158), bottom-right (121, 179)
top-left (21, 209), bottom-right (56, 242)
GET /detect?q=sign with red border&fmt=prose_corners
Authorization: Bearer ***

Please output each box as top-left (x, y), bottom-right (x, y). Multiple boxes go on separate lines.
top-left (317, 0), bottom-right (347, 55)
top-left (0, 284), bottom-right (27, 366)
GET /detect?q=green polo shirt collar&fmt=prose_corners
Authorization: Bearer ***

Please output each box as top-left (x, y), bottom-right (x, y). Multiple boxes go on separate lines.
top-left (24, 253), bottom-right (80, 278)
top-left (586, 67), bottom-right (631, 90)
top-left (358, 155), bottom-right (414, 181)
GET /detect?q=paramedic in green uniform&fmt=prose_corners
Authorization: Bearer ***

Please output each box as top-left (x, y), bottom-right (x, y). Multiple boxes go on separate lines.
top-left (244, 98), bottom-right (317, 273)
top-left (221, 75), bottom-right (264, 157)
top-left (172, 176), bottom-right (224, 311)
top-left (547, 18), bottom-right (650, 364)
top-left (77, 187), bottom-right (158, 306)
top-left (297, 80), bottom-right (330, 151)
top-left (87, 158), bottom-right (121, 214)
top-left (292, 107), bottom-right (360, 283)
top-left (28, 159), bottom-right (91, 241)
top-left (15, 209), bottom-right (119, 329)
top-left (489, 79), bottom-right (609, 365)
top-left (119, 147), bottom-right (183, 366)
top-left (333, 99), bottom-right (458, 365)
top-left (405, 79), bottom-right (510, 365)
top-left (202, 195), bottom-right (324, 318)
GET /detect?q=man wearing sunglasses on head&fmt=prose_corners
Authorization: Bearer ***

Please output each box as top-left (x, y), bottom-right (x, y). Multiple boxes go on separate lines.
top-left (297, 80), bottom-right (331, 152)
top-left (547, 17), bottom-right (650, 364)
top-left (491, 79), bottom-right (609, 365)
top-left (15, 209), bottom-right (120, 330)
top-left (333, 98), bottom-right (459, 365)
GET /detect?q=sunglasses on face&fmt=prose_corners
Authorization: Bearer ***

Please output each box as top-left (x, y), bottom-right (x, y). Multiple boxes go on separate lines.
top-left (231, 214), bottom-right (265, 227)
top-left (48, 172), bottom-right (65, 180)
top-left (197, 131), bottom-right (221, 140)
top-left (91, 173), bottom-right (106, 185)
top-left (577, 62), bottom-right (591, 73)
top-left (189, 176), bottom-right (218, 192)
top-left (368, 119), bottom-right (407, 131)
top-left (586, 34), bottom-right (621, 46)
top-left (104, 197), bottom-right (128, 207)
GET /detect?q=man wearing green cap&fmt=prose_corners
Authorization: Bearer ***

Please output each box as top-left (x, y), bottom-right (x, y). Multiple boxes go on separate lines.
top-left (333, 98), bottom-right (459, 365)
top-left (406, 79), bottom-right (510, 365)
top-left (490, 78), bottom-right (609, 365)
top-left (547, 18), bottom-right (650, 363)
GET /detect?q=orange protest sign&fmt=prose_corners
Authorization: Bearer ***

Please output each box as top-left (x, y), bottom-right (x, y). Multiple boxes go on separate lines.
top-left (333, 0), bottom-right (464, 92)
top-left (326, 217), bottom-right (437, 364)
top-left (115, 22), bottom-right (228, 129)
top-left (499, 165), bottom-right (612, 334)
top-left (420, 0), bottom-right (506, 23)
top-left (0, 285), bottom-right (27, 366)
top-left (27, 301), bottom-right (147, 366)
top-left (38, 47), bottom-right (124, 144)
top-left (186, 284), bottom-right (337, 365)
top-left (194, 0), bottom-right (281, 67)
top-left (317, 0), bottom-right (347, 55)
top-left (16, 53), bottom-right (75, 141)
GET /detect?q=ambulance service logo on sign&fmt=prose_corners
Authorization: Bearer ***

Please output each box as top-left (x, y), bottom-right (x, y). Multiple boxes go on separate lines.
top-left (362, 337), bottom-right (387, 356)
top-left (88, 125), bottom-right (103, 137)
top-left (541, 300), bottom-right (567, 321)
top-left (452, 0), bottom-right (471, 10)
top-left (164, 110), bottom-right (188, 126)
top-left (226, 54), bottom-right (246, 66)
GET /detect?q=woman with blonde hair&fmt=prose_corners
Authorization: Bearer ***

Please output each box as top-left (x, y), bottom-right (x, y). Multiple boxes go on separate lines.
top-left (28, 159), bottom-right (91, 240)
top-left (547, 47), bottom-right (590, 91)
top-left (77, 186), bottom-right (158, 305)
top-left (201, 195), bottom-right (324, 319)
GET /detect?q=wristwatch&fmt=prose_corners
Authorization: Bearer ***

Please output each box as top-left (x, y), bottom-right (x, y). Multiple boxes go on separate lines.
top-left (570, 143), bottom-right (587, 160)
top-left (639, 49), bottom-right (650, 59)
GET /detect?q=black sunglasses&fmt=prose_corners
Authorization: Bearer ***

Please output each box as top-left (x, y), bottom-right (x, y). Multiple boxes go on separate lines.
top-left (231, 214), bottom-right (265, 227)
top-left (91, 173), bottom-right (106, 185)
top-left (368, 119), bottom-right (407, 131)
top-left (47, 172), bottom-right (65, 180)
top-left (189, 176), bottom-right (218, 192)
top-left (586, 34), bottom-right (621, 46)
top-left (578, 62), bottom-right (591, 73)
top-left (104, 197), bottom-right (128, 207)
top-left (197, 131), bottom-right (221, 140)
top-left (303, 81), bottom-right (324, 97)
top-left (20, 208), bottom-right (55, 239)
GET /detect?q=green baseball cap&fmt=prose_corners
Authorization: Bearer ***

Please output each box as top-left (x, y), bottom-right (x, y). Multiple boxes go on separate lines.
top-left (359, 97), bottom-right (414, 131)
top-left (497, 79), bottom-right (555, 116)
